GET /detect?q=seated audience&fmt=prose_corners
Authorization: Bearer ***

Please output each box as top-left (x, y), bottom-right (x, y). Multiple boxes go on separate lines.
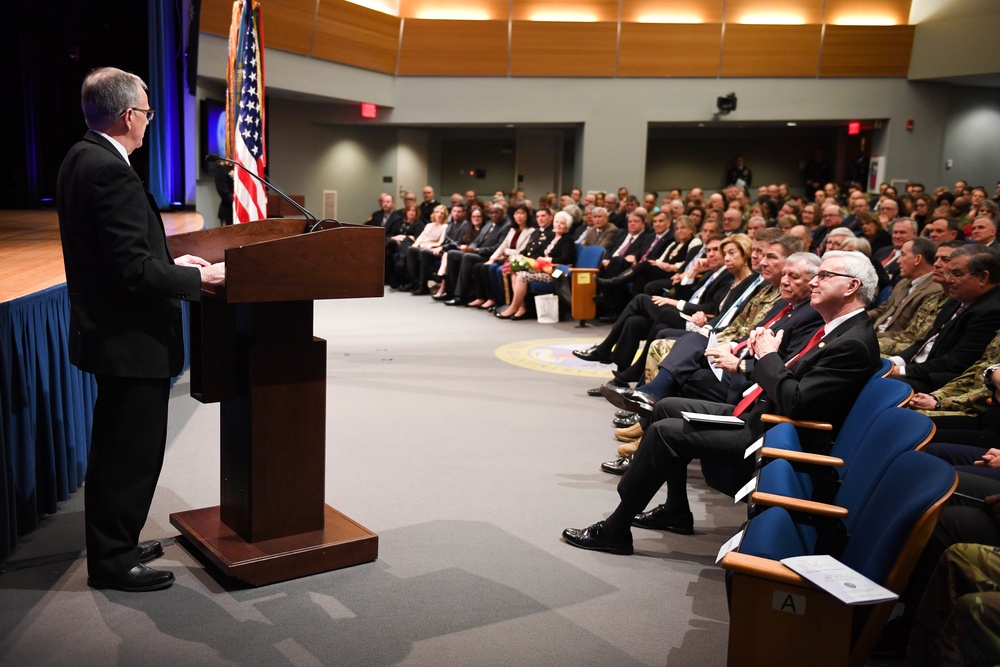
top-left (497, 211), bottom-right (576, 320)
top-left (562, 250), bottom-right (881, 551)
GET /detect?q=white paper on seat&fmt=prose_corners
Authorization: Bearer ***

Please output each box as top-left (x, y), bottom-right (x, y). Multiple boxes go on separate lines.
top-left (716, 529), bottom-right (744, 563)
top-left (734, 476), bottom-right (757, 503)
top-left (780, 555), bottom-right (898, 605)
top-left (744, 436), bottom-right (764, 459)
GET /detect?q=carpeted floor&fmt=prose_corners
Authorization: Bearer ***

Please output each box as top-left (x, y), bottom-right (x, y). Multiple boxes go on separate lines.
top-left (0, 290), bottom-right (750, 666)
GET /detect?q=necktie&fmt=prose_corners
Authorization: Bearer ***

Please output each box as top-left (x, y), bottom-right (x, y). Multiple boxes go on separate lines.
top-left (913, 303), bottom-right (966, 363)
top-left (732, 326), bottom-right (826, 417)
top-left (616, 235), bottom-right (634, 257)
top-left (731, 304), bottom-right (793, 355)
top-left (881, 250), bottom-right (899, 267)
top-left (641, 237), bottom-right (663, 262)
top-left (690, 268), bottom-right (723, 304)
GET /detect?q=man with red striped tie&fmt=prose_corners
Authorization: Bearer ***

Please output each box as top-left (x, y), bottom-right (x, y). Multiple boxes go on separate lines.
top-left (562, 251), bottom-right (882, 554)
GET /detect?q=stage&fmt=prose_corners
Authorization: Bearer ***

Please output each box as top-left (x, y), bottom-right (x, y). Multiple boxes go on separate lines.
top-left (0, 210), bottom-right (206, 303)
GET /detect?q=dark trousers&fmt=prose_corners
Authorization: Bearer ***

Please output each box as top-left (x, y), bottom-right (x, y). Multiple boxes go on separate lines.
top-left (87, 375), bottom-right (170, 578)
top-left (595, 295), bottom-right (691, 374)
top-left (448, 250), bottom-right (486, 299)
top-left (903, 473), bottom-right (1000, 610)
top-left (607, 397), bottom-right (756, 527)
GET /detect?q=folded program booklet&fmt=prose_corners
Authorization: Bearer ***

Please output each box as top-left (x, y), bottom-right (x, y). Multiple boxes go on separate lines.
top-left (681, 411), bottom-right (745, 427)
top-left (780, 555), bottom-right (898, 605)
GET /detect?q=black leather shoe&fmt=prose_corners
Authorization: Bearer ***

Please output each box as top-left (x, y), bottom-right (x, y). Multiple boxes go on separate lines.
top-left (412, 288), bottom-right (430, 296)
top-left (599, 384), bottom-right (656, 417)
top-left (572, 346), bottom-right (610, 363)
top-left (431, 293), bottom-right (450, 302)
top-left (444, 298), bottom-right (464, 306)
top-left (562, 522), bottom-right (633, 555)
top-left (587, 386), bottom-right (605, 397)
top-left (138, 540), bottom-right (163, 564)
top-left (631, 505), bottom-right (694, 535)
top-left (601, 457), bottom-right (631, 475)
top-left (613, 413), bottom-right (639, 428)
top-left (510, 312), bottom-right (530, 321)
top-left (88, 564), bottom-right (175, 592)
top-left (615, 409), bottom-right (635, 418)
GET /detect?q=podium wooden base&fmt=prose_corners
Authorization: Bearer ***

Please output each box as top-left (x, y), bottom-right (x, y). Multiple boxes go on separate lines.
top-left (170, 504), bottom-right (378, 586)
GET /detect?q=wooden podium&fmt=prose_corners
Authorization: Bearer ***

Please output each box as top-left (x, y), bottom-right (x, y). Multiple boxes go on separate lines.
top-left (167, 219), bottom-right (383, 585)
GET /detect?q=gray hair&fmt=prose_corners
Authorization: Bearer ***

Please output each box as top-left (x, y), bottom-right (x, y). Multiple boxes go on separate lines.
top-left (785, 252), bottom-right (821, 278)
top-left (889, 217), bottom-right (918, 235)
top-left (822, 250), bottom-right (878, 306)
top-left (562, 204), bottom-right (583, 225)
top-left (82, 67), bottom-right (146, 131)
top-left (553, 210), bottom-right (574, 228)
top-left (839, 235), bottom-right (872, 257)
top-left (592, 206), bottom-right (609, 217)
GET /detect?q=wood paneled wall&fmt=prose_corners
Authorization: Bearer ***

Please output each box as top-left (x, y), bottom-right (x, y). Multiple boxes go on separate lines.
top-left (199, 0), bottom-right (914, 78)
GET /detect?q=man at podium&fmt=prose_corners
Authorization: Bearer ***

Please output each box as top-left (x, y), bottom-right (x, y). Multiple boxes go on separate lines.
top-left (57, 67), bottom-right (225, 592)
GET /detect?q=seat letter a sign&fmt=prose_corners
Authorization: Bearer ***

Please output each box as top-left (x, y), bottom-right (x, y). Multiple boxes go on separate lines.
top-left (773, 590), bottom-right (806, 615)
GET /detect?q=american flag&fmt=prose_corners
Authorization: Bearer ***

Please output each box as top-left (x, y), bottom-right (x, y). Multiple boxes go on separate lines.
top-left (226, 0), bottom-right (267, 223)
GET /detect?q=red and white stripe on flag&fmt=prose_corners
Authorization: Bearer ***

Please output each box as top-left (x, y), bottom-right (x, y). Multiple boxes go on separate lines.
top-left (227, 0), bottom-right (267, 223)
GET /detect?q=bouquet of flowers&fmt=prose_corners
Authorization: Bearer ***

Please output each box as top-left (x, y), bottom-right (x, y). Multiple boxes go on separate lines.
top-left (509, 256), bottom-right (536, 273)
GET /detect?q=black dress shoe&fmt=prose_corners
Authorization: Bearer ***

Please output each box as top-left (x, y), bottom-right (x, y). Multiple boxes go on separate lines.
top-left (599, 384), bottom-right (656, 418)
top-left (495, 310), bottom-right (513, 320)
top-left (615, 409), bottom-right (634, 418)
top-left (412, 288), bottom-right (430, 296)
top-left (88, 564), bottom-right (175, 592)
top-left (572, 346), bottom-right (611, 363)
top-left (510, 312), bottom-right (530, 321)
top-left (601, 457), bottom-right (631, 475)
top-left (587, 386), bottom-right (605, 397)
top-left (562, 522), bottom-right (633, 555)
top-left (631, 505), bottom-right (694, 535)
top-left (613, 413), bottom-right (639, 428)
top-left (444, 298), bottom-right (464, 306)
top-left (431, 293), bottom-right (451, 302)
top-left (138, 540), bottom-right (163, 564)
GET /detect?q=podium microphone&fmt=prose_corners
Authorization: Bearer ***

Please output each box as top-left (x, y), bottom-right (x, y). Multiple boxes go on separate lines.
top-left (206, 154), bottom-right (339, 233)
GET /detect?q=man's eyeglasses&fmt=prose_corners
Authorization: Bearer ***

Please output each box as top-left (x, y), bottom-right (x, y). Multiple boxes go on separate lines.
top-left (944, 269), bottom-right (981, 280)
top-left (815, 269), bottom-right (856, 281)
top-left (123, 107), bottom-right (155, 121)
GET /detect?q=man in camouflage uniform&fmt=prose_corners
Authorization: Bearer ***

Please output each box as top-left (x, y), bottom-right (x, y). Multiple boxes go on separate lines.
top-left (908, 543), bottom-right (1000, 667)
top-left (910, 330), bottom-right (1000, 417)
top-left (878, 240), bottom-right (962, 355)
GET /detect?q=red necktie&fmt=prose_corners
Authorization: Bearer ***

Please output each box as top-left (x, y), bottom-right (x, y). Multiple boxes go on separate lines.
top-left (731, 305), bottom-right (793, 356)
top-left (881, 250), bottom-right (899, 267)
top-left (732, 326), bottom-right (826, 417)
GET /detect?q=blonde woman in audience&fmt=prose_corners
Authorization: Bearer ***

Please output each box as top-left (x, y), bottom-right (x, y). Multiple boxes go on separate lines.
top-left (402, 204), bottom-right (448, 292)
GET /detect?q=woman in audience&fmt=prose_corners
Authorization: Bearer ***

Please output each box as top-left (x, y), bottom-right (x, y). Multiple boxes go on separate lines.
top-left (858, 211), bottom-right (892, 254)
top-left (469, 203), bottom-right (532, 310)
top-left (497, 211), bottom-right (576, 320)
top-left (800, 202), bottom-right (819, 233)
top-left (402, 204), bottom-right (448, 292)
top-left (687, 206), bottom-right (704, 227)
top-left (644, 233), bottom-right (756, 332)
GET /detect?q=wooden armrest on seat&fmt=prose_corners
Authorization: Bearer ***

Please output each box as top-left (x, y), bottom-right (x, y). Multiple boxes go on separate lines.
top-left (758, 447), bottom-right (844, 468)
top-left (719, 552), bottom-right (809, 586)
top-left (749, 492), bottom-right (850, 519)
top-left (761, 413), bottom-right (833, 431)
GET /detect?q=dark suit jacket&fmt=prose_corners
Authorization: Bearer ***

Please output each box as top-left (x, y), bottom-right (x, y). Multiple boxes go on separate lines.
top-left (56, 131), bottom-right (201, 378)
top-left (900, 287), bottom-right (1000, 392)
top-left (682, 268), bottom-right (736, 316)
top-left (720, 300), bottom-right (824, 404)
top-left (366, 208), bottom-right (403, 234)
top-left (748, 310), bottom-right (881, 438)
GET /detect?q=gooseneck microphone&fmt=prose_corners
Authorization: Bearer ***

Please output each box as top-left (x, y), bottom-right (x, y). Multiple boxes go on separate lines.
top-left (206, 154), bottom-right (340, 233)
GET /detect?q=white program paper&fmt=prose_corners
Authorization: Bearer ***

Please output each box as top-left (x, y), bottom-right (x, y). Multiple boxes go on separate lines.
top-left (780, 555), bottom-right (898, 605)
top-left (681, 411), bottom-right (745, 427)
top-left (716, 529), bottom-right (744, 563)
top-left (706, 331), bottom-right (723, 381)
